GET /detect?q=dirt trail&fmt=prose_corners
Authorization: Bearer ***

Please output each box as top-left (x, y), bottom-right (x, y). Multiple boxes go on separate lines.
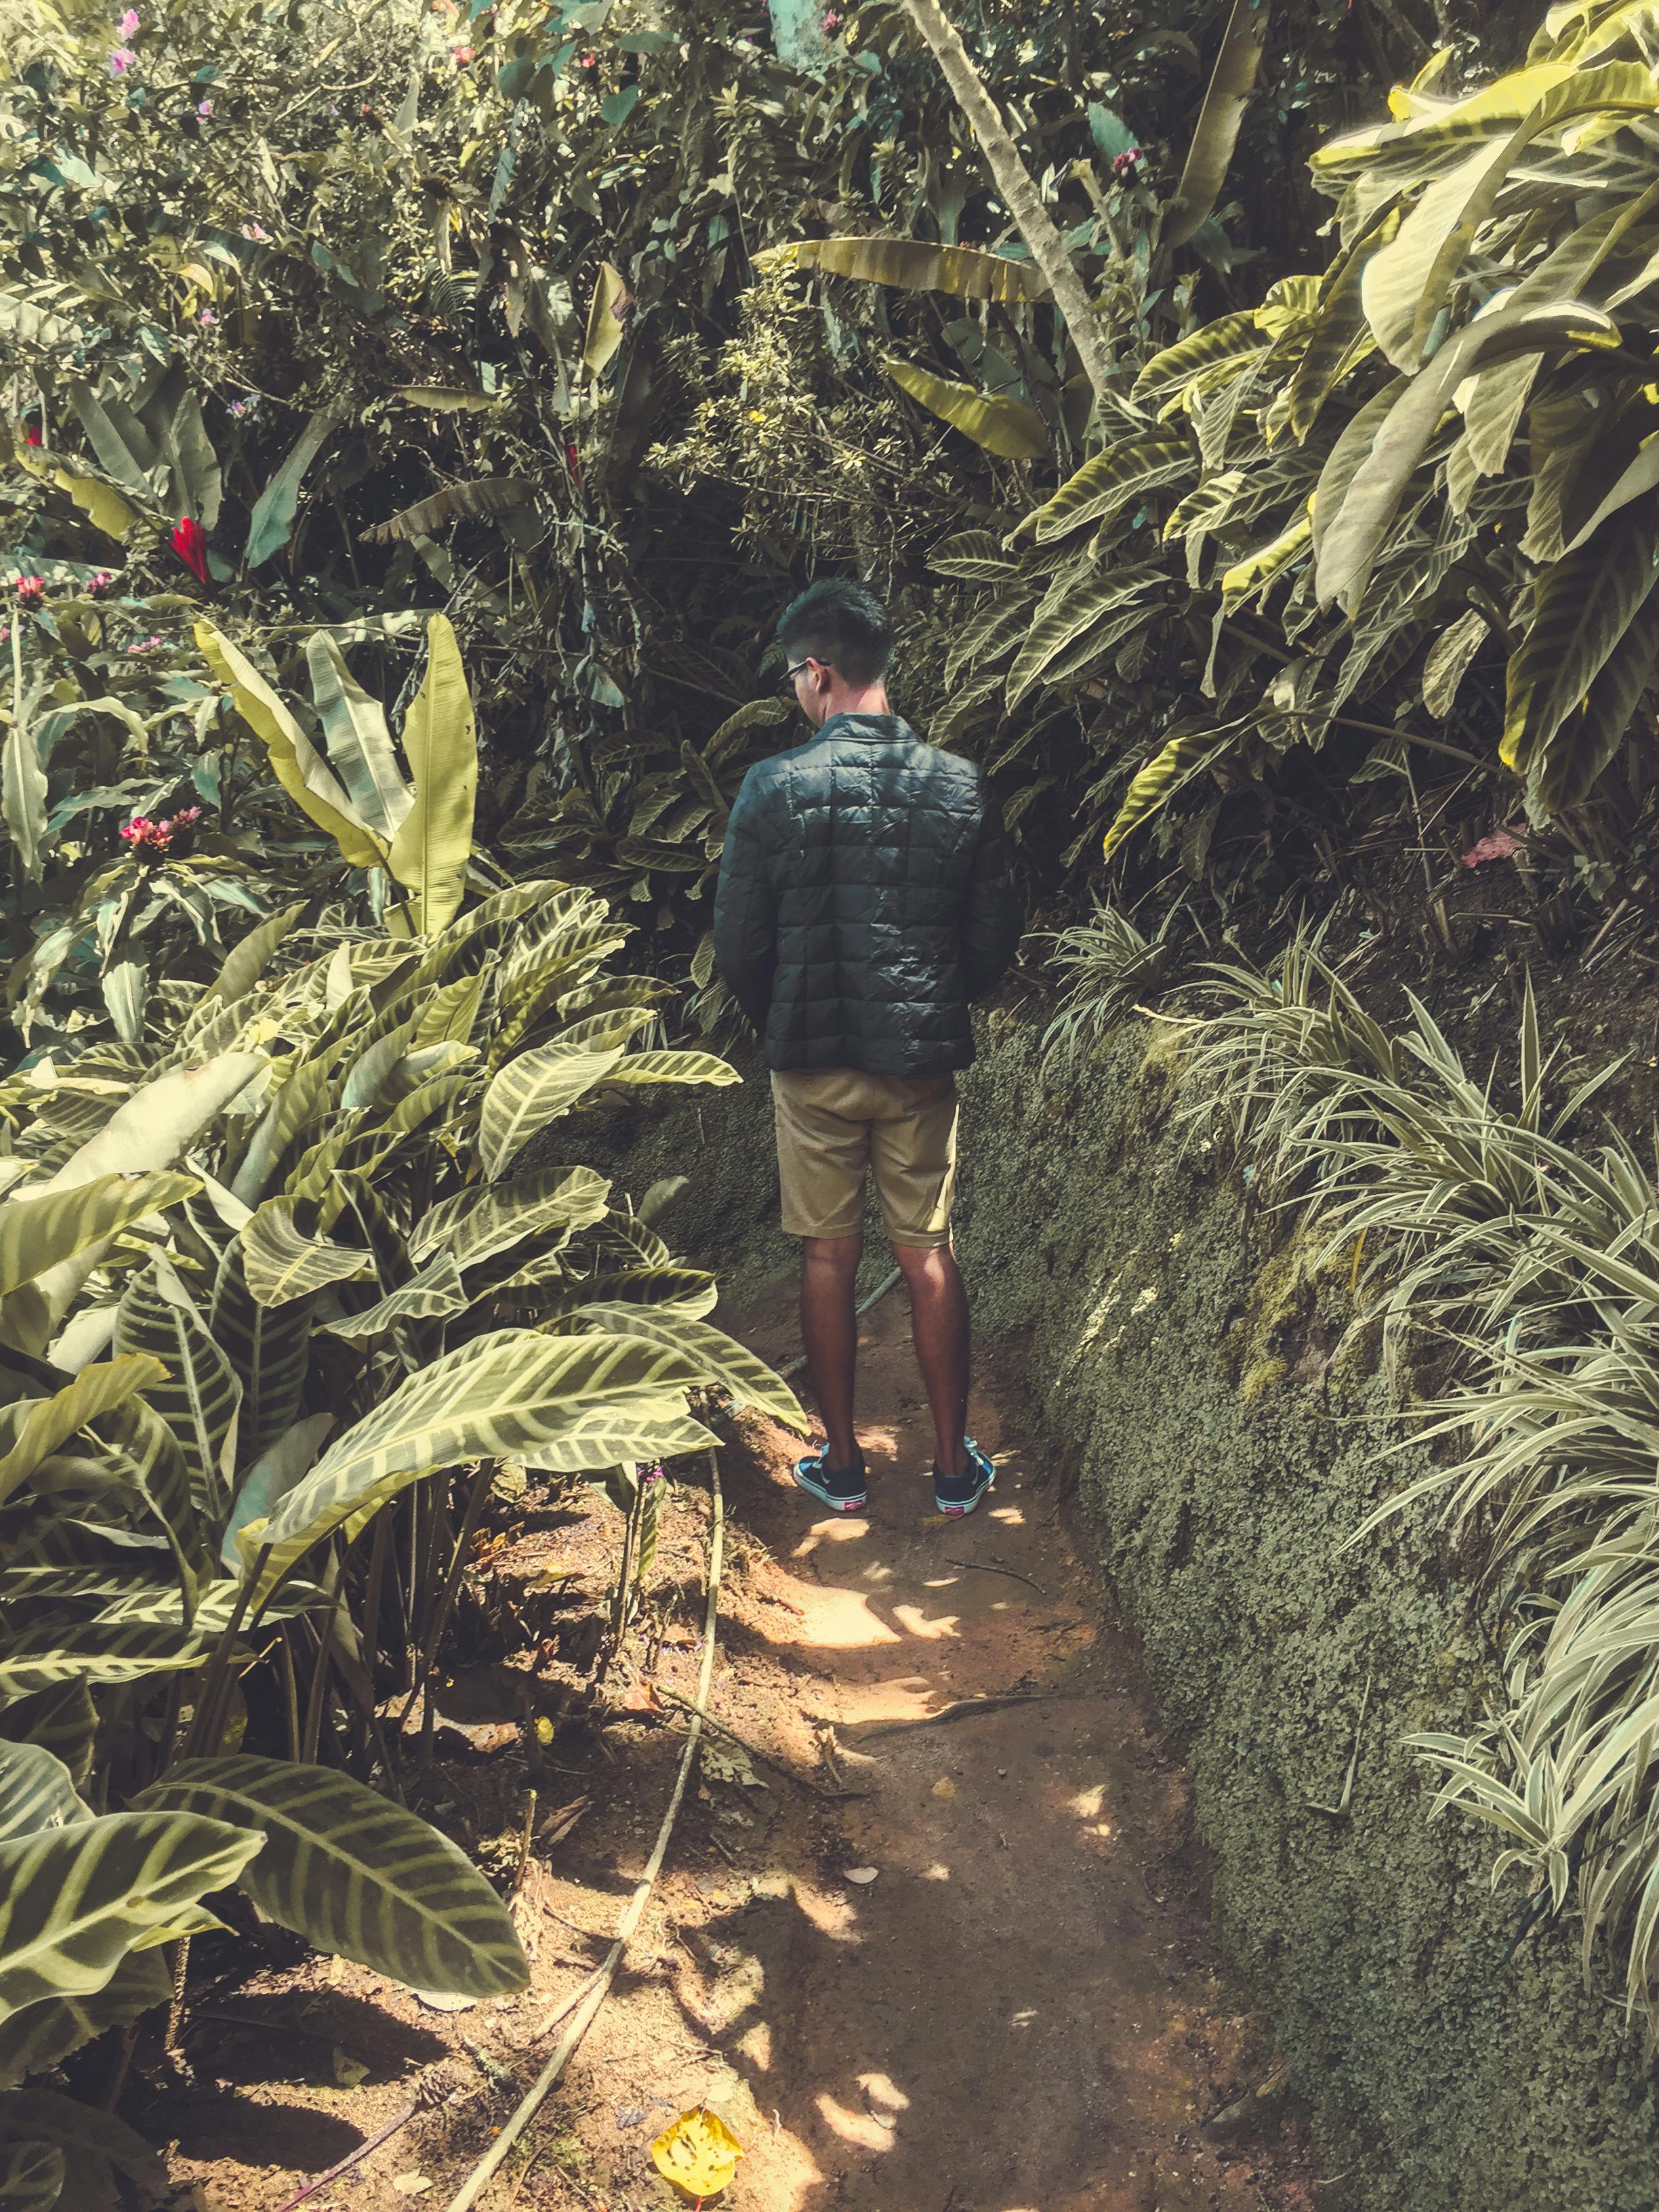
top-left (159, 1282), bottom-right (1317, 2212)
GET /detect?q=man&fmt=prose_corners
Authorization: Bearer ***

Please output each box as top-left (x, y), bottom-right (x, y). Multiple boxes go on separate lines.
top-left (713, 577), bottom-right (1022, 1518)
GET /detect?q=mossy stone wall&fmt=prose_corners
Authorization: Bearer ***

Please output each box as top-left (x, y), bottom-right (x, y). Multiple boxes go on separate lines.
top-left (594, 1015), bottom-right (1659, 2207)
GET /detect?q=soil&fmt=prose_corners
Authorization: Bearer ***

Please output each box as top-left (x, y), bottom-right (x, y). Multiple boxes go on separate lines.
top-left (141, 1281), bottom-right (1322, 2212)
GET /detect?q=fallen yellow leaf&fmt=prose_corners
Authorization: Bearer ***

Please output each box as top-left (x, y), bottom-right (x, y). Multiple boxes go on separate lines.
top-left (650, 2106), bottom-right (744, 2199)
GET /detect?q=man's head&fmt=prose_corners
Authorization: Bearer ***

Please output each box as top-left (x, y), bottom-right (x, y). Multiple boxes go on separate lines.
top-left (777, 578), bottom-right (893, 728)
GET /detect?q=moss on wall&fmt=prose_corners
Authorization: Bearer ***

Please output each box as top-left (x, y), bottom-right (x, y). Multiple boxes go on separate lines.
top-left (612, 1013), bottom-right (1659, 2206)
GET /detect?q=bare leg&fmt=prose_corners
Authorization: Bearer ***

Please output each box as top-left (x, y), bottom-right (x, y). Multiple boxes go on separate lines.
top-left (891, 1240), bottom-right (970, 1477)
top-left (800, 1234), bottom-right (864, 1469)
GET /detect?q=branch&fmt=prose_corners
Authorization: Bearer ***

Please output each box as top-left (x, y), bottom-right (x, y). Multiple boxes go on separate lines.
top-left (901, 0), bottom-right (1116, 408)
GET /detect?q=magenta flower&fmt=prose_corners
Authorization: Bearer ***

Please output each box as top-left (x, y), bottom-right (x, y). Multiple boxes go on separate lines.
top-left (86, 570), bottom-right (115, 596)
top-left (120, 805), bottom-right (201, 858)
top-left (117, 8), bottom-right (139, 34)
top-left (15, 576), bottom-right (43, 607)
top-left (1111, 148), bottom-right (1144, 180)
top-left (110, 45), bottom-right (136, 73)
top-left (197, 97), bottom-right (213, 117)
top-left (821, 7), bottom-right (843, 30)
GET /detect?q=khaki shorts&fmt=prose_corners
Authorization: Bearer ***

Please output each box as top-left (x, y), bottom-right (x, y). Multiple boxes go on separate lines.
top-left (771, 1069), bottom-right (959, 1248)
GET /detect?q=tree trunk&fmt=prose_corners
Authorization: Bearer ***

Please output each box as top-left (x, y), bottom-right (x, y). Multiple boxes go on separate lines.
top-left (901, 0), bottom-right (1115, 409)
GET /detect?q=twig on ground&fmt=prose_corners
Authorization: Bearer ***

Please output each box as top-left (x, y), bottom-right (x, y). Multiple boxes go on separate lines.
top-left (272, 2100), bottom-right (419, 2211)
top-left (855, 1689), bottom-right (1092, 1741)
top-left (653, 1685), bottom-right (868, 1797)
top-left (941, 1555), bottom-right (1046, 1595)
top-left (445, 1451), bottom-right (728, 2212)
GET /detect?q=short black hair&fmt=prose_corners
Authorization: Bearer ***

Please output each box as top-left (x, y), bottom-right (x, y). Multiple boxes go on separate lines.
top-left (777, 578), bottom-right (893, 688)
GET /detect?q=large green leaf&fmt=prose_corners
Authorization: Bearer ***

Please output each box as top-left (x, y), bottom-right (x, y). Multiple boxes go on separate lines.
top-left (304, 634), bottom-right (414, 844)
top-left (0, 1952), bottom-right (169, 2091)
top-left (0, 2091), bottom-right (166, 2202)
top-left (0, 1813), bottom-right (260, 2019)
top-left (197, 903), bottom-right (306, 1015)
top-left (478, 1040), bottom-right (628, 1179)
top-left (1004, 567), bottom-right (1165, 708)
top-left (596, 1049), bottom-right (741, 1094)
top-left (0, 1355), bottom-right (165, 1510)
top-left (387, 615), bottom-right (477, 935)
top-left (1367, 65), bottom-right (1659, 368)
top-left (0, 1171), bottom-right (197, 1305)
top-left (322, 1254), bottom-right (468, 1338)
top-left (1288, 212), bottom-right (1395, 436)
top-left (0, 2141), bottom-right (62, 2211)
top-left (759, 236), bottom-right (1050, 302)
top-left (1131, 314), bottom-right (1263, 409)
top-left (0, 1687), bottom-right (96, 1792)
top-left (1314, 302), bottom-right (1624, 613)
top-left (240, 1198), bottom-right (375, 1309)
top-left (1164, 0), bottom-right (1271, 246)
top-left (115, 1254), bottom-right (240, 1511)
top-left (210, 1243), bottom-right (314, 1462)
top-left (0, 1620), bottom-right (216, 1702)
top-left (196, 623), bottom-right (385, 869)
top-left (564, 1302), bottom-right (807, 1431)
top-left (1104, 726), bottom-right (1235, 859)
top-left (1502, 500), bottom-right (1659, 783)
top-left (245, 406), bottom-right (335, 569)
top-left (409, 1166), bottom-right (612, 1273)
top-left (221, 1412), bottom-right (333, 1568)
top-left (249, 1329), bottom-right (710, 1599)
top-left (1533, 575), bottom-right (1659, 811)
top-left (0, 1746), bottom-right (90, 1844)
top-left (1, 709), bottom-right (47, 888)
top-left (1018, 436), bottom-right (1193, 544)
top-left (882, 358), bottom-right (1049, 459)
top-left (136, 1757), bottom-right (528, 1998)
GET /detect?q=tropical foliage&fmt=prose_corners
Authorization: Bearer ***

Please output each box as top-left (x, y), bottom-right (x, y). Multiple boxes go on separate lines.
top-left (0, 609), bottom-right (801, 2191)
top-left (1173, 929), bottom-right (1659, 2033)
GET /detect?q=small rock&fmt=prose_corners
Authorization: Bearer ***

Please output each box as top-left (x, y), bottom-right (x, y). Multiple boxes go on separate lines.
top-left (844, 1866), bottom-right (878, 1885)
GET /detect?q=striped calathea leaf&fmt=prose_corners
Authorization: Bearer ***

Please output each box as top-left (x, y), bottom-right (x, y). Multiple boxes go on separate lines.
top-left (0, 1811), bottom-right (262, 2018)
top-left (135, 1758), bottom-right (528, 1996)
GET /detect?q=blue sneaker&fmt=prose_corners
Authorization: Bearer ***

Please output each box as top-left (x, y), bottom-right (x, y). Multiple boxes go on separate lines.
top-left (794, 1444), bottom-right (867, 1514)
top-left (935, 1437), bottom-right (995, 1517)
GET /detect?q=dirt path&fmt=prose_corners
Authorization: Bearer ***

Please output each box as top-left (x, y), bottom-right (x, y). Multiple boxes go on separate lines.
top-left (157, 1283), bottom-right (1318, 2212)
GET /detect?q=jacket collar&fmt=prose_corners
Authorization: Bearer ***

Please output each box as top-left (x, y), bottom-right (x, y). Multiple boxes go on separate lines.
top-left (815, 711), bottom-right (916, 744)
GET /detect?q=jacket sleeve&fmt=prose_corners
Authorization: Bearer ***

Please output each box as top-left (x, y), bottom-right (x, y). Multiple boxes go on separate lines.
top-left (712, 765), bottom-right (779, 1034)
top-left (960, 777), bottom-right (1022, 1001)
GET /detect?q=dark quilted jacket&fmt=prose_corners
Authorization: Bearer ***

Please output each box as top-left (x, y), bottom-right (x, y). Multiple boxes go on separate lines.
top-left (712, 711), bottom-right (1022, 1073)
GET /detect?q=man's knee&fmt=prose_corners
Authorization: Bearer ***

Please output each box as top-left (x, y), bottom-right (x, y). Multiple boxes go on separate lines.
top-left (802, 1233), bottom-right (863, 1275)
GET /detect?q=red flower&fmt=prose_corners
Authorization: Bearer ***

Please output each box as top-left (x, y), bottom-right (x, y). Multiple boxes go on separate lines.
top-left (22, 424), bottom-right (41, 447)
top-left (14, 575), bottom-right (43, 606)
top-left (169, 516), bottom-right (209, 583)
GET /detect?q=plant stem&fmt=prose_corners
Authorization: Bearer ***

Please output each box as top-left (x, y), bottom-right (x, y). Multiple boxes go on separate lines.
top-left (901, 0), bottom-right (1116, 407)
top-left (444, 1452), bottom-right (726, 2212)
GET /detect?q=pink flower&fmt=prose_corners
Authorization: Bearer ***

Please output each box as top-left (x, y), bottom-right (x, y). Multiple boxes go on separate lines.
top-left (15, 576), bottom-right (43, 607)
top-left (87, 570), bottom-right (114, 596)
top-left (199, 307), bottom-right (216, 327)
top-left (110, 45), bottom-right (136, 73)
top-left (117, 8), bottom-right (139, 34)
top-left (240, 221), bottom-right (268, 241)
top-left (125, 634), bottom-right (163, 654)
top-left (451, 43), bottom-right (473, 64)
top-left (197, 97), bottom-right (213, 117)
top-left (1111, 148), bottom-right (1144, 180)
top-left (821, 7), bottom-right (843, 30)
top-left (0, 626), bottom-right (9, 649)
top-left (121, 805), bottom-right (202, 858)
top-left (1460, 828), bottom-right (1524, 868)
